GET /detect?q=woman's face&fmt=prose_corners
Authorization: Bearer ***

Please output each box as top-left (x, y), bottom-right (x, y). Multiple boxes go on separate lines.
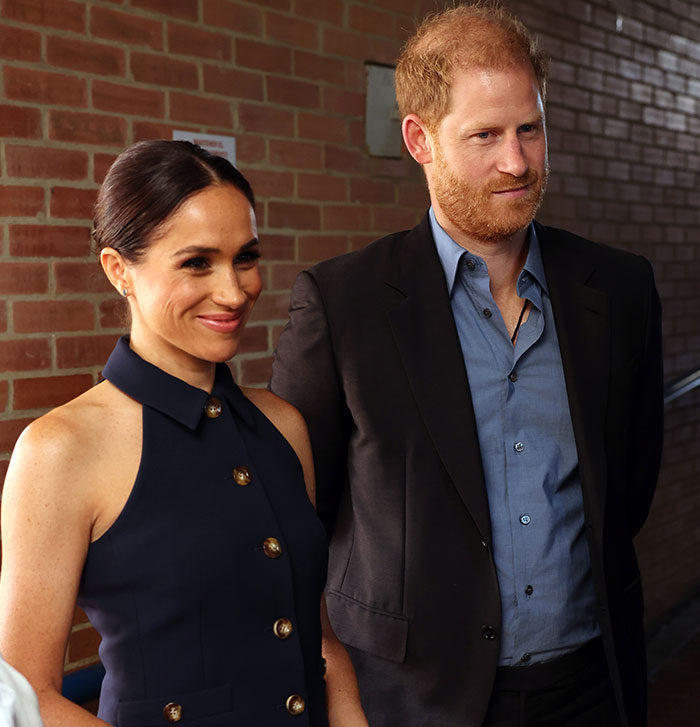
top-left (123, 183), bottom-right (262, 384)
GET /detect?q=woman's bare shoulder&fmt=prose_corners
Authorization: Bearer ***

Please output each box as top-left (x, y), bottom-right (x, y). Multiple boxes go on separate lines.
top-left (242, 387), bottom-right (307, 439)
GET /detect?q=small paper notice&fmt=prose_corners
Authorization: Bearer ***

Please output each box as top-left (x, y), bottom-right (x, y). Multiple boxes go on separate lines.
top-left (172, 131), bottom-right (236, 163)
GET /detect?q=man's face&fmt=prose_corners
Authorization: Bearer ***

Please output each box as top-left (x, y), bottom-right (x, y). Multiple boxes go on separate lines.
top-left (427, 63), bottom-right (549, 245)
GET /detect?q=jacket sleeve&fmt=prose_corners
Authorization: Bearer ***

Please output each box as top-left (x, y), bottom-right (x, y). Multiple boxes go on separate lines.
top-left (270, 270), bottom-right (351, 536)
top-left (626, 258), bottom-right (664, 537)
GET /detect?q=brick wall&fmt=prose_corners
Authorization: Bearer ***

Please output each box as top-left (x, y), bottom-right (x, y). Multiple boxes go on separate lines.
top-left (0, 0), bottom-right (698, 676)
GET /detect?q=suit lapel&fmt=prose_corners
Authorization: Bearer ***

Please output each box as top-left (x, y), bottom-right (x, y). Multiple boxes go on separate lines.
top-left (384, 216), bottom-right (493, 543)
top-left (537, 223), bottom-right (610, 521)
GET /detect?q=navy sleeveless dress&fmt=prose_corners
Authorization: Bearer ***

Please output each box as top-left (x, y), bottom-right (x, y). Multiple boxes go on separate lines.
top-left (77, 337), bottom-right (329, 727)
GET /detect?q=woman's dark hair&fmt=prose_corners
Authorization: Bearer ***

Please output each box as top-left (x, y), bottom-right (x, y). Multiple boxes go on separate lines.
top-left (93, 140), bottom-right (255, 262)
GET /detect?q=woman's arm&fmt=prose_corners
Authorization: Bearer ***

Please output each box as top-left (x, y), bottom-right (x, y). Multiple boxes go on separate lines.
top-left (244, 389), bottom-right (369, 726)
top-left (0, 411), bottom-right (111, 727)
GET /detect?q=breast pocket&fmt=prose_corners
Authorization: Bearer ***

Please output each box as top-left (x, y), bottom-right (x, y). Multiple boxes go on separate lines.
top-left (116, 683), bottom-right (234, 727)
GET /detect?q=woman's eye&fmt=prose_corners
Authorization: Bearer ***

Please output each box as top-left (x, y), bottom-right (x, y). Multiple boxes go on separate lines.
top-left (235, 249), bottom-right (261, 266)
top-left (182, 257), bottom-right (210, 270)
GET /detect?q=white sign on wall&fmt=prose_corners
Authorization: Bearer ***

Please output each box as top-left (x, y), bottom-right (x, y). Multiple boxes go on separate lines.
top-left (172, 131), bottom-right (236, 163)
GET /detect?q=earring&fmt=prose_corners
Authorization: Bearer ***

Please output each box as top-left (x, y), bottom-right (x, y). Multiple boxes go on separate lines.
top-left (121, 288), bottom-right (128, 297)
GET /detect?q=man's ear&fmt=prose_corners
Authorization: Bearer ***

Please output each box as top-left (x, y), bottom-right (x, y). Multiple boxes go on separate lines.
top-left (402, 114), bottom-right (435, 165)
top-left (100, 247), bottom-right (131, 297)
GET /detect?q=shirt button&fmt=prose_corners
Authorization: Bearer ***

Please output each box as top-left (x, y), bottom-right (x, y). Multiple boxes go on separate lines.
top-left (481, 625), bottom-right (497, 640)
top-left (521, 653), bottom-right (531, 663)
top-left (262, 537), bottom-right (282, 558)
top-left (204, 396), bottom-right (222, 418)
top-left (520, 514), bottom-right (531, 526)
top-left (285, 694), bottom-right (306, 715)
top-left (162, 703), bottom-right (182, 723)
top-left (508, 372), bottom-right (518, 382)
top-left (525, 585), bottom-right (534, 595)
top-left (483, 308), bottom-right (492, 318)
top-left (273, 617), bottom-right (293, 640)
top-left (466, 259), bottom-right (476, 271)
top-left (232, 466), bottom-right (252, 486)
top-left (514, 441), bottom-right (524, 453)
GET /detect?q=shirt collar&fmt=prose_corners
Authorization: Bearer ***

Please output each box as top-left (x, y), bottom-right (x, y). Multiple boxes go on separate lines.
top-left (429, 207), bottom-right (548, 296)
top-left (102, 336), bottom-right (255, 430)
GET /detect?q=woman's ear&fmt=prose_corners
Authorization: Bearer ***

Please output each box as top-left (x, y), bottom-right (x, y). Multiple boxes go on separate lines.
top-left (402, 114), bottom-right (436, 165)
top-left (100, 248), bottom-right (131, 297)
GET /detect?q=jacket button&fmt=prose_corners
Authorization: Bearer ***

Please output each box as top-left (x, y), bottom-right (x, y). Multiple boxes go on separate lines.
top-left (481, 625), bottom-right (497, 640)
top-left (162, 703), bottom-right (182, 722)
top-left (273, 618), bottom-right (293, 639)
top-left (204, 396), bottom-right (222, 418)
top-left (232, 466), bottom-right (251, 486)
top-left (263, 537), bottom-right (282, 559)
top-left (285, 694), bottom-right (305, 715)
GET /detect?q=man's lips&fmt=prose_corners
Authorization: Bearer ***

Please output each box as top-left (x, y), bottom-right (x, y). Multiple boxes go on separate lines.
top-left (492, 184), bottom-right (531, 196)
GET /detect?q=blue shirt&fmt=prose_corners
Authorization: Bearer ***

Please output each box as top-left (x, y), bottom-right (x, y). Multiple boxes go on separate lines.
top-left (430, 210), bottom-right (600, 666)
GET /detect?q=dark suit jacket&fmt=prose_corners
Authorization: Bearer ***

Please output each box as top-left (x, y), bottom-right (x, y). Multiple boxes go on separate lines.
top-left (270, 215), bottom-right (663, 727)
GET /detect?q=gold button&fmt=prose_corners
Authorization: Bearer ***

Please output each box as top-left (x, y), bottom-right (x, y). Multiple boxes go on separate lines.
top-left (273, 617), bottom-right (293, 639)
top-left (232, 466), bottom-right (251, 486)
top-left (204, 396), bottom-right (222, 418)
top-left (285, 694), bottom-right (305, 715)
top-left (262, 537), bottom-right (282, 559)
top-left (162, 703), bottom-right (182, 723)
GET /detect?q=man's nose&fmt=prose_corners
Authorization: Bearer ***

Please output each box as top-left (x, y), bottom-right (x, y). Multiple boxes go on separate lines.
top-left (497, 136), bottom-right (529, 177)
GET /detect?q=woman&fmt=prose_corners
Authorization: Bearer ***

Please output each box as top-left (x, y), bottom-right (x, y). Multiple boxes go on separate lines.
top-left (0, 141), bottom-right (368, 727)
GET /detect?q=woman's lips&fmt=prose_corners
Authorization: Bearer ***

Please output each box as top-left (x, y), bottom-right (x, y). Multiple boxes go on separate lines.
top-left (197, 313), bottom-right (244, 333)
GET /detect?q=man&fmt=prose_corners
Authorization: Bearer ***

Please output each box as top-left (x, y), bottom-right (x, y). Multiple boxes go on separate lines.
top-left (271, 5), bottom-right (663, 726)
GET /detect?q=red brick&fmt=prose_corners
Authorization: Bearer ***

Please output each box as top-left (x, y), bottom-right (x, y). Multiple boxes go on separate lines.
top-left (268, 202), bottom-right (320, 230)
top-left (0, 459), bottom-right (8, 486)
top-left (0, 26), bottom-right (41, 62)
top-left (49, 110), bottom-right (126, 146)
top-left (73, 606), bottom-right (89, 626)
top-left (298, 112), bottom-right (348, 145)
top-left (170, 92), bottom-right (232, 127)
top-left (0, 381), bottom-right (7, 412)
top-left (0, 263), bottom-right (48, 294)
top-left (350, 178), bottom-right (395, 205)
top-left (323, 204), bottom-right (372, 232)
top-left (294, 0), bottom-right (343, 25)
top-left (239, 103), bottom-right (294, 137)
top-left (204, 65), bottom-right (263, 100)
top-left (369, 157), bottom-right (414, 178)
top-left (55, 262), bottom-right (112, 294)
top-left (235, 135), bottom-right (266, 165)
top-left (131, 0), bottom-right (198, 20)
top-left (14, 300), bottom-right (94, 334)
top-left (298, 173), bottom-right (347, 202)
top-left (67, 626), bottom-right (102, 663)
top-left (269, 262), bottom-right (307, 290)
top-left (248, 292), bottom-right (291, 322)
top-left (236, 325), bottom-right (268, 355)
top-left (298, 235), bottom-right (348, 262)
top-left (259, 234), bottom-right (295, 261)
top-left (203, 0), bottom-right (262, 35)
top-left (99, 298), bottom-right (128, 329)
top-left (236, 39), bottom-right (291, 74)
top-left (2, 0), bottom-right (85, 32)
top-left (132, 121), bottom-right (195, 143)
top-left (398, 183), bottom-right (429, 208)
top-left (266, 76), bottom-right (319, 109)
top-left (131, 52), bottom-right (198, 90)
top-left (268, 139), bottom-right (322, 170)
top-left (0, 186), bottom-right (44, 216)
top-left (349, 233), bottom-right (376, 251)
top-left (6, 145), bottom-right (88, 181)
top-left (47, 36), bottom-right (125, 76)
top-left (325, 145), bottom-right (367, 175)
top-left (266, 10), bottom-right (318, 50)
top-left (348, 5), bottom-right (395, 39)
top-left (50, 188), bottom-right (98, 221)
top-left (13, 374), bottom-right (93, 410)
top-left (0, 340), bottom-right (50, 374)
top-left (322, 87), bottom-right (364, 117)
top-left (322, 27), bottom-right (372, 60)
top-left (245, 170), bottom-right (294, 199)
top-left (0, 301), bottom-right (6, 333)
top-left (373, 205), bottom-right (420, 233)
top-left (94, 154), bottom-right (119, 185)
top-left (0, 105), bottom-right (41, 139)
top-left (238, 355), bottom-right (273, 387)
top-left (93, 81), bottom-right (165, 118)
top-left (371, 0), bottom-right (414, 14)
top-left (294, 50), bottom-right (346, 86)
top-left (168, 22), bottom-right (231, 61)
top-left (3, 67), bottom-right (86, 107)
top-left (56, 335), bottom-right (120, 369)
top-left (91, 6), bottom-right (163, 50)
top-left (0, 419), bottom-right (34, 454)
top-left (371, 37), bottom-right (403, 66)
top-left (9, 225), bottom-right (91, 258)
